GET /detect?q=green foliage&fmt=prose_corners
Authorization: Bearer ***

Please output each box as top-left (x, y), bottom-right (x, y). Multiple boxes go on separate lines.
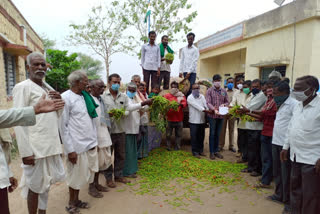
top-left (40, 34), bottom-right (56, 50)
top-left (68, 1), bottom-right (134, 78)
top-left (45, 49), bottom-right (81, 92)
top-left (130, 148), bottom-right (246, 208)
top-left (165, 53), bottom-right (174, 64)
top-left (126, 0), bottom-right (198, 52)
top-left (109, 107), bottom-right (125, 121)
top-left (149, 96), bottom-right (179, 132)
top-left (77, 53), bottom-right (103, 80)
top-left (229, 105), bottom-right (256, 122)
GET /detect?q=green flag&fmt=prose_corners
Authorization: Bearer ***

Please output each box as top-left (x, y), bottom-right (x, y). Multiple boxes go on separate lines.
top-left (144, 10), bottom-right (151, 23)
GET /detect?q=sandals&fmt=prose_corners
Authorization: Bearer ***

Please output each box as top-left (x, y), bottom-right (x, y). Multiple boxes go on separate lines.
top-left (74, 200), bottom-right (90, 209)
top-left (254, 182), bottom-right (271, 189)
top-left (95, 184), bottom-right (109, 192)
top-left (65, 206), bottom-right (80, 214)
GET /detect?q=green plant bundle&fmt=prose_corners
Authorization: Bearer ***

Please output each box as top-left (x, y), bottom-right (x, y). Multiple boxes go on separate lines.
top-left (150, 96), bottom-right (179, 132)
top-left (229, 105), bottom-right (255, 122)
top-left (165, 53), bottom-right (174, 62)
top-left (109, 107), bottom-right (125, 121)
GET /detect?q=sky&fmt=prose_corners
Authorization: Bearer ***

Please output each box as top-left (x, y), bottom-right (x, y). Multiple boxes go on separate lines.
top-left (12, 0), bottom-right (293, 83)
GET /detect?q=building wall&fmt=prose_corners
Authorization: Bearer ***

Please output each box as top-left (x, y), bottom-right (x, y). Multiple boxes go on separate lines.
top-left (245, 19), bottom-right (316, 82)
top-left (0, 0), bottom-right (43, 109)
top-left (198, 18), bottom-right (320, 86)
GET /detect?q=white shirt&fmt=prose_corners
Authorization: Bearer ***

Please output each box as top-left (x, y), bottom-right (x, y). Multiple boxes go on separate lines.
top-left (141, 43), bottom-right (161, 71)
top-left (245, 91), bottom-right (267, 130)
top-left (92, 96), bottom-right (112, 148)
top-left (160, 48), bottom-right (171, 72)
top-left (283, 96), bottom-right (320, 165)
top-left (12, 79), bottom-right (62, 159)
top-left (101, 90), bottom-right (142, 134)
top-left (125, 97), bottom-right (140, 134)
top-left (187, 94), bottom-right (208, 124)
top-left (60, 90), bottom-right (97, 154)
top-left (272, 97), bottom-right (298, 146)
top-left (179, 45), bottom-right (199, 74)
top-left (0, 144), bottom-right (12, 189)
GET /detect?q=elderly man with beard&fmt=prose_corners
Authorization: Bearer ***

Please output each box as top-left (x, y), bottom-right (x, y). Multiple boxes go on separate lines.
top-left (88, 79), bottom-right (112, 198)
top-left (60, 70), bottom-right (99, 213)
top-left (12, 52), bottom-right (66, 214)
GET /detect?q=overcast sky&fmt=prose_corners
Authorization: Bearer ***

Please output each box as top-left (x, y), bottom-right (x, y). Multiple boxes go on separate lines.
top-left (12, 0), bottom-right (293, 83)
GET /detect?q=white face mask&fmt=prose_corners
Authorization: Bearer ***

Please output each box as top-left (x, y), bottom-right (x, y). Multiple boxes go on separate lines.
top-left (292, 88), bottom-right (315, 102)
top-left (237, 84), bottom-right (243, 90)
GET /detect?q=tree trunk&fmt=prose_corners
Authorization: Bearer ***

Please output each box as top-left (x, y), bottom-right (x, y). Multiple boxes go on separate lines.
top-left (105, 57), bottom-right (109, 81)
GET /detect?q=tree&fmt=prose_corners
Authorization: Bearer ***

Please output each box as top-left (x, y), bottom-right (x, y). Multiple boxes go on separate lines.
top-left (41, 34), bottom-right (56, 50)
top-left (68, 1), bottom-right (133, 79)
top-left (45, 49), bottom-right (81, 92)
top-left (77, 53), bottom-right (103, 80)
top-left (127, 0), bottom-right (197, 48)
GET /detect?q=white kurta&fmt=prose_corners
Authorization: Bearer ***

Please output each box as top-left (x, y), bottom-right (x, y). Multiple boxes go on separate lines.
top-left (0, 144), bottom-right (12, 189)
top-left (12, 79), bottom-right (63, 159)
top-left (60, 90), bottom-right (98, 155)
top-left (125, 97), bottom-right (141, 135)
top-left (92, 96), bottom-right (112, 148)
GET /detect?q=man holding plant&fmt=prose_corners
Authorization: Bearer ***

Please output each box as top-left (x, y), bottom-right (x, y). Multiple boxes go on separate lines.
top-left (159, 35), bottom-right (174, 90)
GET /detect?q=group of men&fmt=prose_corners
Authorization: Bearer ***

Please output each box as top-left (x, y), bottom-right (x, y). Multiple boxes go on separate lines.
top-left (141, 31), bottom-right (199, 94)
top-left (194, 71), bottom-right (320, 214)
top-left (0, 39), bottom-right (319, 214)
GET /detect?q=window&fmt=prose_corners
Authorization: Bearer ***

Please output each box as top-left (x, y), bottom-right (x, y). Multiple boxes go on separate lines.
top-left (260, 65), bottom-right (286, 82)
top-left (4, 52), bottom-right (16, 96)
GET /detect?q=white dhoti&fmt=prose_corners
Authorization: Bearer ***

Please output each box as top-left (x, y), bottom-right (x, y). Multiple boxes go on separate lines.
top-left (66, 147), bottom-right (98, 190)
top-left (20, 154), bottom-right (65, 210)
top-left (98, 146), bottom-right (112, 171)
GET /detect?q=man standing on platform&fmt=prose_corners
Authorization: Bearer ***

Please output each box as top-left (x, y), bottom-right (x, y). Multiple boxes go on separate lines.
top-left (141, 31), bottom-right (161, 94)
top-left (159, 35), bottom-right (174, 90)
top-left (179, 32), bottom-right (199, 96)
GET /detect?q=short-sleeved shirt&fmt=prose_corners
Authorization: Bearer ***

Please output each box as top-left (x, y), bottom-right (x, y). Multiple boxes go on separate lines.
top-left (261, 97), bottom-right (277, 137)
top-left (206, 87), bottom-right (229, 119)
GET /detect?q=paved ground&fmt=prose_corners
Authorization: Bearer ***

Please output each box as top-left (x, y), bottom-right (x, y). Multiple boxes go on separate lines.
top-left (8, 128), bottom-right (283, 214)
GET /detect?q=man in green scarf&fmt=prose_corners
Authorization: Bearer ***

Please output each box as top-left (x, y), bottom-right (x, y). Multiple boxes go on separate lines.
top-left (159, 35), bottom-right (174, 90)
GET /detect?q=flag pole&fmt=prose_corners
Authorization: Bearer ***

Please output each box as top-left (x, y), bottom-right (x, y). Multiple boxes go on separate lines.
top-left (148, 0), bottom-right (151, 34)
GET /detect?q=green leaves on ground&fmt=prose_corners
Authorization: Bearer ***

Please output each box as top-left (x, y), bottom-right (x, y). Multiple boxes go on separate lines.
top-left (129, 148), bottom-right (246, 209)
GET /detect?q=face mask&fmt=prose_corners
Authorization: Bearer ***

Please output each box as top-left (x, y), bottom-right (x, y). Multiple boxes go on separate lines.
top-left (252, 88), bottom-right (261, 95)
top-left (213, 81), bottom-right (221, 88)
top-left (243, 88), bottom-right (250, 94)
top-left (274, 95), bottom-right (289, 107)
top-left (292, 88), bottom-right (314, 102)
top-left (192, 89), bottom-right (200, 98)
top-left (237, 84), bottom-right (243, 90)
top-left (227, 83), bottom-right (234, 90)
top-left (111, 84), bottom-right (120, 91)
top-left (170, 88), bottom-right (179, 95)
top-left (127, 91), bottom-right (136, 99)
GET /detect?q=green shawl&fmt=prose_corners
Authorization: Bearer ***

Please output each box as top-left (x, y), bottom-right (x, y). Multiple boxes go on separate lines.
top-left (81, 90), bottom-right (99, 118)
top-left (160, 43), bottom-right (174, 57)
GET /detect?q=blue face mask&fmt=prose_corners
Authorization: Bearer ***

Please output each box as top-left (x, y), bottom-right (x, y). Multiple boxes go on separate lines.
top-left (127, 91), bottom-right (136, 99)
top-left (227, 83), bottom-right (234, 90)
top-left (111, 84), bottom-right (120, 91)
top-left (274, 95), bottom-right (289, 107)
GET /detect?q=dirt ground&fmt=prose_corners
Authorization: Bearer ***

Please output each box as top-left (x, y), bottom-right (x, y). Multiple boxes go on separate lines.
top-left (8, 128), bottom-right (283, 214)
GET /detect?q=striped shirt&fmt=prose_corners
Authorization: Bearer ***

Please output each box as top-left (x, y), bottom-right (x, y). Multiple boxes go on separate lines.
top-left (206, 87), bottom-right (229, 119)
